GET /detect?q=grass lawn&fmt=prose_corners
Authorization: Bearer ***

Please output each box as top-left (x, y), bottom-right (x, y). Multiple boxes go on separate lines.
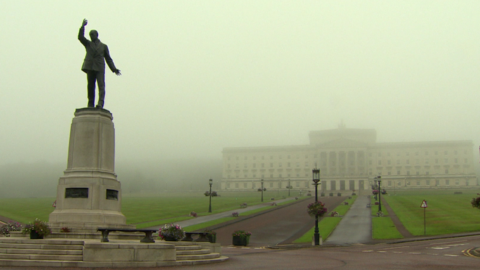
top-left (372, 217), bottom-right (403, 239)
top-left (384, 192), bottom-right (480, 236)
top-left (0, 191), bottom-right (303, 226)
top-left (293, 217), bottom-right (342, 243)
top-left (333, 195), bottom-right (357, 216)
top-left (370, 195), bottom-right (389, 216)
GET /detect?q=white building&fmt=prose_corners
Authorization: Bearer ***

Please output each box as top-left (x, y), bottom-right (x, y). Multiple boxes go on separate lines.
top-left (221, 125), bottom-right (477, 191)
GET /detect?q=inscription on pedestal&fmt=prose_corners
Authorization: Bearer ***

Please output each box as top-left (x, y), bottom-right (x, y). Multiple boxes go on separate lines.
top-left (65, 188), bottom-right (89, 198)
top-left (106, 189), bottom-right (118, 200)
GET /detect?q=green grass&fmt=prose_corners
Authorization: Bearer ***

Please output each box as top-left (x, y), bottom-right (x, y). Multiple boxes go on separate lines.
top-left (0, 191), bottom-right (303, 226)
top-left (372, 217), bottom-right (403, 239)
top-left (384, 193), bottom-right (480, 236)
top-left (293, 217), bottom-right (342, 243)
top-left (370, 195), bottom-right (389, 216)
top-left (183, 217), bottom-right (236, 232)
top-left (0, 197), bottom-right (56, 223)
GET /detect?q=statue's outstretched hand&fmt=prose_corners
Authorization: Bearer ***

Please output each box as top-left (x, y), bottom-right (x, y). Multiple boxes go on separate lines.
top-left (115, 69), bottom-right (122, 76)
top-left (82, 19), bottom-right (88, 27)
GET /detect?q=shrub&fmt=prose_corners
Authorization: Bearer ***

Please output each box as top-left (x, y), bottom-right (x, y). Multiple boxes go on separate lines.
top-left (240, 203), bottom-right (248, 208)
top-left (271, 202), bottom-right (277, 206)
top-left (190, 211), bottom-right (197, 217)
top-left (471, 197), bottom-right (480, 209)
top-left (1, 221), bottom-right (22, 237)
top-left (158, 224), bottom-right (185, 241)
top-left (337, 193), bottom-right (341, 196)
top-left (211, 191), bottom-right (218, 196)
top-left (330, 211), bottom-right (339, 217)
top-left (232, 212), bottom-right (239, 217)
top-left (22, 218), bottom-right (51, 237)
top-left (60, 227), bottom-right (71, 233)
top-left (232, 230), bottom-right (251, 238)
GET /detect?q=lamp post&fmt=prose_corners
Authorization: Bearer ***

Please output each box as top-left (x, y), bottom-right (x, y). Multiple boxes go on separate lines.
top-left (312, 168), bottom-right (320, 246)
top-left (377, 176), bottom-right (382, 212)
top-left (374, 179), bottom-right (378, 201)
top-left (261, 179), bottom-right (264, 202)
top-left (208, 179), bottom-right (213, 213)
top-left (287, 179), bottom-right (292, 197)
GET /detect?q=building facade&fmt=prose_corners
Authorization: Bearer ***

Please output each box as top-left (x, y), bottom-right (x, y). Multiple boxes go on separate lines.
top-left (221, 125), bottom-right (477, 191)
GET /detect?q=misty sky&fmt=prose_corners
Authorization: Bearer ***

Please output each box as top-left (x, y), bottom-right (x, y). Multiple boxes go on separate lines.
top-left (1, 1), bottom-right (480, 166)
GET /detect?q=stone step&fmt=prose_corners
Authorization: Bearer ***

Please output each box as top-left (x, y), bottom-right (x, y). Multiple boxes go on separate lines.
top-left (0, 256), bottom-right (229, 268)
top-left (0, 243), bottom-right (83, 250)
top-left (176, 252), bottom-right (221, 261)
top-left (175, 245), bottom-right (202, 251)
top-left (0, 238), bottom-right (84, 246)
top-left (0, 253), bottom-right (82, 261)
top-left (176, 248), bottom-right (211, 255)
top-left (0, 248), bottom-right (83, 256)
top-left (0, 259), bottom-right (81, 268)
top-left (175, 255), bottom-right (229, 266)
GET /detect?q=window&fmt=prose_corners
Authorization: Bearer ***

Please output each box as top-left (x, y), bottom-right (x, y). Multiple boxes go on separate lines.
top-left (455, 158), bottom-right (458, 163)
top-left (397, 171), bottom-right (400, 175)
top-left (445, 169), bottom-right (449, 174)
top-left (435, 159), bottom-right (438, 164)
top-left (416, 171), bottom-right (419, 175)
top-left (296, 182), bottom-right (299, 187)
top-left (388, 160), bottom-right (391, 165)
top-left (444, 151), bottom-right (448, 155)
top-left (388, 171), bottom-right (391, 175)
top-left (415, 152), bottom-right (418, 156)
top-left (243, 183), bottom-right (247, 188)
top-left (235, 183), bottom-right (239, 188)
top-left (253, 156), bottom-right (256, 160)
top-left (465, 158), bottom-right (468, 164)
top-left (270, 183), bottom-right (273, 188)
top-left (378, 161), bottom-right (382, 165)
top-left (397, 160), bottom-right (400, 165)
top-left (406, 152), bottom-right (410, 156)
top-left (236, 157), bottom-right (239, 160)
top-left (270, 163), bottom-right (273, 167)
top-left (253, 164), bottom-right (256, 168)
top-left (305, 162), bottom-right (309, 167)
top-left (454, 150), bottom-right (457, 155)
top-left (261, 163), bottom-right (264, 168)
top-left (407, 171), bottom-right (410, 175)
top-left (287, 163), bottom-right (290, 167)
top-left (406, 160), bottom-right (410, 164)
top-left (435, 151), bottom-right (438, 155)
top-left (425, 159), bottom-right (429, 164)
top-left (245, 157), bottom-right (247, 160)
top-left (444, 158), bottom-right (448, 163)
top-left (288, 155), bottom-right (290, 159)
top-left (446, 179), bottom-right (450, 185)
top-left (426, 171), bottom-right (429, 175)
top-left (369, 160), bottom-right (372, 165)
top-left (426, 180), bottom-right (430, 185)
top-left (253, 174), bottom-right (256, 178)
top-left (228, 164), bottom-right (231, 168)
top-left (425, 151), bottom-right (429, 155)
top-left (417, 181), bottom-right (420, 185)
top-left (388, 181), bottom-right (392, 186)
top-left (279, 163), bottom-right (282, 167)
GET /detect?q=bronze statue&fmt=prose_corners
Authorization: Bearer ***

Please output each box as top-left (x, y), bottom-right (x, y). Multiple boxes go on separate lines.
top-left (78, 19), bottom-right (121, 108)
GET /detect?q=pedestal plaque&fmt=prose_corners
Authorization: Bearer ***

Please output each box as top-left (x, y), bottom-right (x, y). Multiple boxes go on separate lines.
top-left (49, 108), bottom-right (134, 232)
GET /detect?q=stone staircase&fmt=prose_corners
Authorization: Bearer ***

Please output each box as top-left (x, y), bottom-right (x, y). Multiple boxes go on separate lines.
top-left (0, 238), bottom-right (227, 267)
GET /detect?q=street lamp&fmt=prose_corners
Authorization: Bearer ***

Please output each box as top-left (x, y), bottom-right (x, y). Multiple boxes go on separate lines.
top-left (374, 179), bottom-right (378, 201)
top-left (208, 179), bottom-right (213, 213)
top-left (287, 179), bottom-right (292, 197)
top-left (377, 176), bottom-right (382, 212)
top-left (312, 168), bottom-right (320, 246)
top-left (261, 179), bottom-right (264, 202)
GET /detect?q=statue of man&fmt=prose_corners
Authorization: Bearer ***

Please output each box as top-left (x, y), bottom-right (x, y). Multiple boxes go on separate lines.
top-left (78, 19), bottom-right (121, 108)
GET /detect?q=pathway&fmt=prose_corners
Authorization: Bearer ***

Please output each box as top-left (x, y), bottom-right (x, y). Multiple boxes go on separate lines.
top-left (325, 195), bottom-right (371, 245)
top-left (380, 196), bottom-right (413, 238)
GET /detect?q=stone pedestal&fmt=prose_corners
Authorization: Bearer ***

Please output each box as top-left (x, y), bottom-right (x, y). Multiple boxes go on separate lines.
top-left (49, 108), bottom-right (134, 232)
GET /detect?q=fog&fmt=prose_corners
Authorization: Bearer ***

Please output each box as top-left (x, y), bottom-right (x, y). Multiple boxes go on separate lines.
top-left (1, 1), bottom-right (480, 195)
